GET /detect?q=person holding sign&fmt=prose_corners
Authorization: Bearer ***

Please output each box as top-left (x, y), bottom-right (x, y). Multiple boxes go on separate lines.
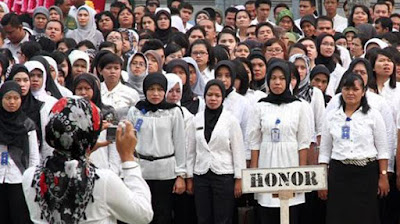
top-left (318, 73), bottom-right (390, 224)
top-left (247, 59), bottom-right (311, 224)
top-left (186, 79), bottom-right (246, 224)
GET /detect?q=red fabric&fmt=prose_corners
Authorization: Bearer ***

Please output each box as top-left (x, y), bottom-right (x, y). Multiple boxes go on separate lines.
top-left (92, 0), bottom-right (105, 12)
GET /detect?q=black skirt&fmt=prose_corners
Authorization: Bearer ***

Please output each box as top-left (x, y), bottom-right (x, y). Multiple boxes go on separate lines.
top-left (326, 159), bottom-right (380, 224)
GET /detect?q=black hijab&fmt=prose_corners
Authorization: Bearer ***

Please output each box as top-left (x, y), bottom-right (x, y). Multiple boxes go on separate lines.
top-left (204, 79), bottom-right (225, 143)
top-left (6, 65), bottom-right (44, 149)
top-left (31, 56), bottom-right (63, 99)
top-left (166, 59), bottom-right (200, 114)
top-left (248, 51), bottom-right (268, 92)
top-left (135, 72), bottom-right (178, 113)
top-left (72, 73), bottom-right (117, 121)
top-left (154, 10), bottom-right (172, 45)
top-left (214, 60), bottom-right (236, 97)
top-left (259, 59), bottom-right (300, 105)
top-left (315, 33), bottom-right (337, 73)
top-left (0, 81), bottom-right (33, 173)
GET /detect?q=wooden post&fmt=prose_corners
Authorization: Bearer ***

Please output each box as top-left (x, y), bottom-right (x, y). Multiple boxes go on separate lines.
top-left (279, 191), bottom-right (294, 224)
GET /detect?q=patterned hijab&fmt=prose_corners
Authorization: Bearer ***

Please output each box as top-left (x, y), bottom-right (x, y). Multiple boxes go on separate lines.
top-left (32, 97), bottom-right (102, 224)
top-left (289, 54), bottom-right (313, 102)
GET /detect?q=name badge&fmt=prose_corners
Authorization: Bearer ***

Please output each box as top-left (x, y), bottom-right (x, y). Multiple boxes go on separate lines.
top-left (271, 128), bottom-right (280, 142)
top-left (342, 125), bottom-right (350, 139)
top-left (135, 118), bottom-right (144, 132)
top-left (1, 152), bottom-right (8, 165)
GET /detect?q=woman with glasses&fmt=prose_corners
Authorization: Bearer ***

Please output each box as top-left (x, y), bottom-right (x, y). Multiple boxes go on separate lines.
top-left (127, 52), bottom-right (148, 100)
top-left (188, 39), bottom-right (215, 83)
top-left (315, 33), bottom-right (346, 97)
top-left (106, 31), bottom-right (124, 58)
top-left (262, 38), bottom-right (288, 62)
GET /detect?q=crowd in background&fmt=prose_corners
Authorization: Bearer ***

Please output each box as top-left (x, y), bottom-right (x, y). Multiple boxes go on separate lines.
top-left (0, 0), bottom-right (399, 223)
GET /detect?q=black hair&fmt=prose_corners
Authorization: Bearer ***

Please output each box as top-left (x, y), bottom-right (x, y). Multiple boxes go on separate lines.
top-left (179, 2), bottom-right (193, 11)
top-left (117, 7), bottom-right (135, 28)
top-left (255, 22), bottom-right (275, 37)
top-left (0, 48), bottom-right (14, 65)
top-left (255, 0), bottom-right (271, 8)
top-left (76, 40), bottom-right (96, 50)
top-left (316, 16), bottom-right (333, 29)
top-left (57, 38), bottom-right (77, 50)
top-left (390, 13), bottom-right (400, 19)
top-left (232, 58), bottom-right (249, 95)
top-left (287, 61), bottom-right (300, 94)
top-left (99, 41), bottom-right (117, 52)
top-left (31, 35), bottom-right (56, 53)
top-left (245, 0), bottom-right (255, 6)
top-left (186, 25), bottom-right (206, 39)
top-left (95, 11), bottom-right (117, 32)
top-left (0, 55), bottom-right (9, 77)
top-left (187, 39), bottom-right (215, 69)
top-left (21, 41), bottom-right (42, 61)
top-left (380, 32), bottom-right (397, 46)
top-left (168, 0), bottom-right (182, 8)
top-left (165, 43), bottom-right (182, 57)
top-left (352, 34), bottom-right (368, 49)
top-left (90, 50), bottom-right (112, 79)
top-left (138, 30), bottom-right (154, 40)
top-left (98, 53), bottom-right (123, 70)
top-left (45, 20), bottom-right (65, 34)
top-left (373, 1), bottom-right (390, 12)
top-left (300, 0), bottom-right (316, 7)
top-left (273, 3), bottom-right (289, 16)
top-left (217, 29), bottom-right (239, 44)
top-left (168, 32), bottom-right (189, 50)
top-left (141, 39), bottom-right (164, 53)
top-left (202, 7), bottom-right (216, 21)
top-left (339, 73), bottom-right (370, 114)
top-left (289, 42), bottom-right (308, 55)
top-left (213, 45), bottom-right (230, 63)
top-left (370, 48), bottom-right (396, 90)
top-left (0, 13), bottom-right (22, 27)
top-left (375, 17), bottom-right (393, 33)
top-left (348, 5), bottom-right (372, 27)
top-left (336, 58), bottom-right (375, 93)
top-left (110, 1), bottom-right (126, 9)
top-left (225, 7), bottom-right (239, 17)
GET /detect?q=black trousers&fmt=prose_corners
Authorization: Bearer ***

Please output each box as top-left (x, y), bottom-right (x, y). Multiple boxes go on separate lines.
top-left (173, 192), bottom-right (197, 224)
top-left (194, 171), bottom-right (235, 224)
top-left (146, 179), bottom-right (175, 224)
top-left (257, 204), bottom-right (300, 224)
top-left (327, 160), bottom-right (379, 224)
top-left (0, 183), bottom-right (32, 224)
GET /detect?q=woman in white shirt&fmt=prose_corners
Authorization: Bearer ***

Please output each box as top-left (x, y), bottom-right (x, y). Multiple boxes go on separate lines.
top-left (127, 73), bottom-right (186, 224)
top-left (186, 79), bottom-right (246, 224)
top-left (315, 33), bottom-right (346, 97)
top-left (318, 73), bottom-right (389, 224)
top-left (247, 59), bottom-right (311, 224)
top-left (0, 81), bottom-right (40, 223)
top-left (22, 97), bottom-right (153, 224)
top-left (99, 53), bottom-right (140, 111)
top-left (187, 39), bottom-right (215, 83)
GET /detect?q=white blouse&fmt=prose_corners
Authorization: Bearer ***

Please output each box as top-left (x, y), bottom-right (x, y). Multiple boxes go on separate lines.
top-left (247, 100), bottom-right (311, 207)
top-left (187, 109), bottom-right (246, 179)
top-left (127, 106), bottom-right (186, 180)
top-left (90, 130), bottom-right (121, 175)
top-left (40, 100), bottom-right (57, 161)
top-left (325, 63), bottom-right (346, 97)
top-left (101, 82), bottom-right (140, 110)
top-left (0, 130), bottom-right (40, 184)
top-left (325, 91), bottom-right (396, 171)
top-left (200, 67), bottom-right (214, 84)
top-left (23, 161), bottom-right (153, 224)
top-left (309, 87), bottom-right (325, 137)
top-left (244, 89), bottom-right (267, 105)
top-left (319, 107), bottom-right (389, 164)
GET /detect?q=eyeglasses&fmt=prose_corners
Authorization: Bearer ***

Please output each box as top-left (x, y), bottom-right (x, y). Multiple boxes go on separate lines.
top-left (191, 51), bottom-right (208, 57)
top-left (107, 36), bottom-right (122, 41)
top-left (266, 48), bottom-right (283, 54)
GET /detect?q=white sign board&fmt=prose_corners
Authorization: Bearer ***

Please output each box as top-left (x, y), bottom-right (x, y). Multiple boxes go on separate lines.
top-left (242, 165), bottom-right (327, 193)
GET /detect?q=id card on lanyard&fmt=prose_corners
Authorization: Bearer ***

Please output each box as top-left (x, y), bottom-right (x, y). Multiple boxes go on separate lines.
top-left (341, 117), bottom-right (351, 140)
top-left (271, 118), bottom-right (281, 142)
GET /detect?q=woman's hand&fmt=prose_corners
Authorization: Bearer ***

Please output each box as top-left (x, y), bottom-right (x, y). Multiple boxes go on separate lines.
top-left (378, 174), bottom-right (390, 197)
top-left (102, 120), bottom-right (111, 131)
top-left (89, 140), bottom-right (111, 155)
top-left (186, 178), bottom-right (194, 195)
top-left (173, 176), bottom-right (186, 194)
top-left (234, 179), bottom-right (242, 198)
top-left (318, 190), bottom-right (328, 200)
top-left (116, 120), bottom-right (136, 162)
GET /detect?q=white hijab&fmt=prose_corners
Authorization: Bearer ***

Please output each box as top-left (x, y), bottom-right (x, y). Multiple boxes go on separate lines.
top-left (165, 73), bottom-right (183, 104)
top-left (68, 50), bottom-right (90, 73)
top-left (25, 61), bottom-right (48, 100)
top-left (43, 56), bottom-right (73, 97)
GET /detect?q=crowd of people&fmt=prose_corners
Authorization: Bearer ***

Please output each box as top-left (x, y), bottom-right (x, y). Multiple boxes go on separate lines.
top-left (0, 0), bottom-right (399, 223)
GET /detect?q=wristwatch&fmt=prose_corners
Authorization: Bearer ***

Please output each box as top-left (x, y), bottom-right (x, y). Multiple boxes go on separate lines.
top-left (381, 170), bottom-right (387, 175)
